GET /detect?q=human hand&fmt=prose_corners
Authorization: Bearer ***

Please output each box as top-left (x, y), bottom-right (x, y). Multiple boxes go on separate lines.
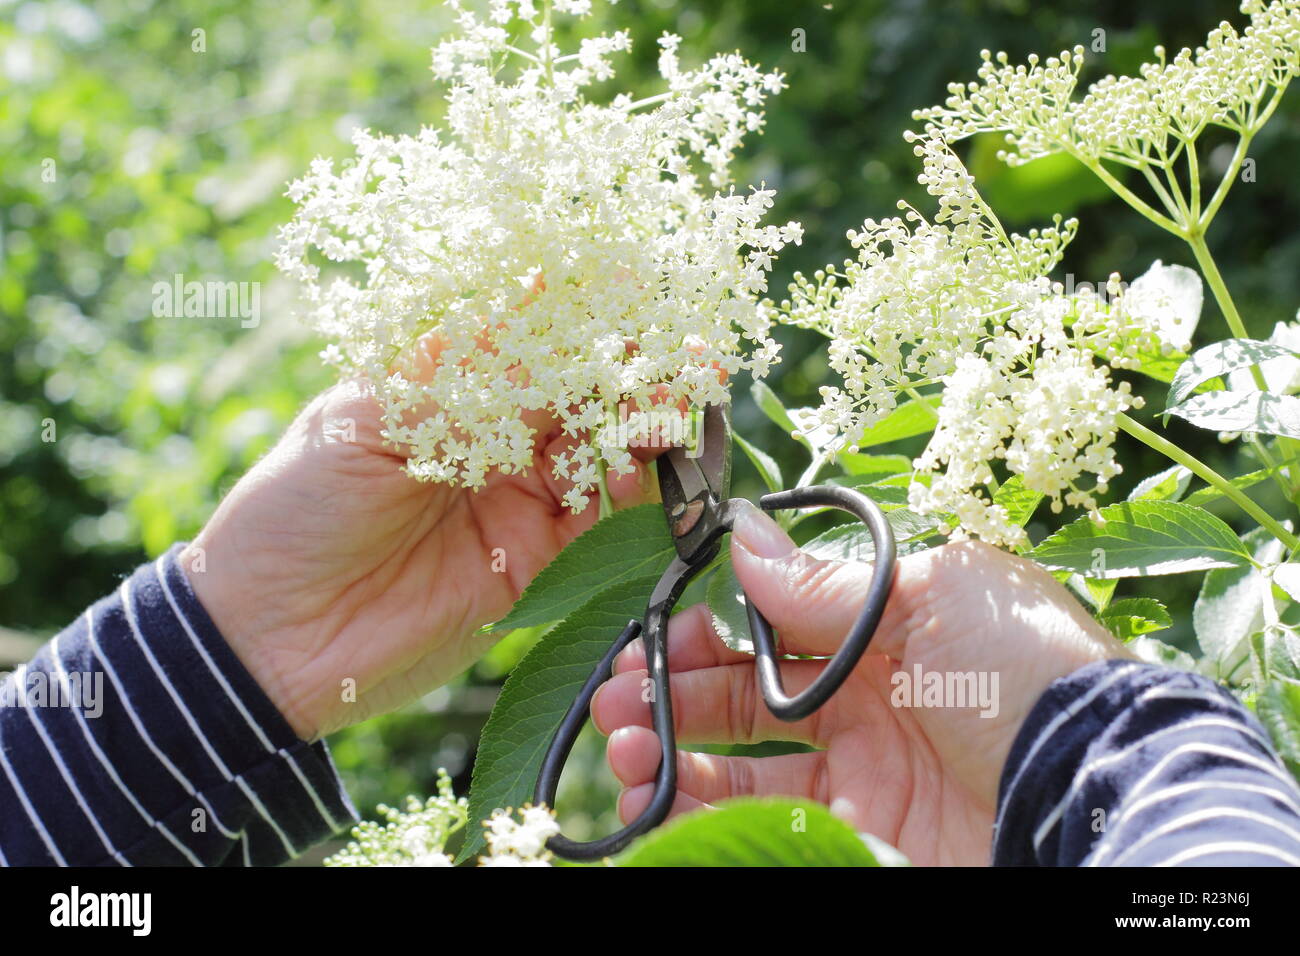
top-left (181, 377), bottom-right (658, 741)
top-left (592, 509), bottom-right (1133, 865)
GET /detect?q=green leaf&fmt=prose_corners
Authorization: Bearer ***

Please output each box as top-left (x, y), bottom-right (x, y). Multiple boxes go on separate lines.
top-left (826, 474), bottom-right (912, 510)
top-left (1253, 625), bottom-right (1300, 682)
top-left (492, 504), bottom-right (673, 631)
top-left (1275, 565), bottom-right (1300, 604)
top-left (1084, 577), bottom-right (1118, 612)
top-left (801, 508), bottom-right (944, 563)
top-left (706, 546), bottom-right (752, 654)
top-left (1133, 347), bottom-right (1188, 385)
top-left (836, 452), bottom-right (912, 478)
top-left (1129, 636), bottom-right (1197, 671)
top-left (1167, 338), bottom-right (1300, 409)
top-left (1127, 464), bottom-right (1192, 503)
top-left (1255, 677), bottom-right (1300, 776)
top-left (1183, 467), bottom-right (1274, 507)
top-left (461, 576), bottom-right (655, 862)
top-left (1029, 501), bottom-right (1252, 578)
top-left (1166, 390), bottom-right (1300, 440)
top-left (854, 396), bottom-right (940, 448)
top-left (751, 381), bottom-right (801, 441)
top-left (1096, 598), bottom-right (1172, 642)
top-left (992, 475), bottom-right (1043, 530)
top-left (619, 798), bottom-right (906, 867)
top-left (1194, 527), bottom-right (1285, 676)
top-left (734, 433), bottom-right (782, 494)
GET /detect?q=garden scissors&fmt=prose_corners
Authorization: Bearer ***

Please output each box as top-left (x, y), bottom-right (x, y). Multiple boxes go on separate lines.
top-left (534, 402), bottom-right (897, 860)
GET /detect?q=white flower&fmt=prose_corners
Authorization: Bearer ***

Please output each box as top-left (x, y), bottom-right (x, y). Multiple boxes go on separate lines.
top-left (1122, 260), bottom-right (1204, 353)
top-left (278, 0), bottom-right (799, 509)
top-left (913, 0), bottom-right (1300, 166)
top-left (782, 136), bottom-right (1157, 547)
top-left (325, 770), bottom-right (469, 867)
top-left (478, 804), bottom-right (561, 866)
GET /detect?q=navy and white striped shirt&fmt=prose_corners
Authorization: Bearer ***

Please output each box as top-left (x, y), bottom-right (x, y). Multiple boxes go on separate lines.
top-left (0, 545), bottom-right (357, 866)
top-left (994, 659), bottom-right (1300, 866)
top-left (3, 551), bottom-right (1299, 865)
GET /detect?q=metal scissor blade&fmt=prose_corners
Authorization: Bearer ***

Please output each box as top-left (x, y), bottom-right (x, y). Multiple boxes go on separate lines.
top-left (658, 402), bottom-right (732, 558)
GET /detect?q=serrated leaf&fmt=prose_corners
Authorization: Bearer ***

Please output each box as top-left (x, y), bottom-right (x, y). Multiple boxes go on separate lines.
top-left (461, 576), bottom-right (656, 862)
top-left (1068, 574), bottom-right (1118, 611)
top-left (492, 504), bottom-right (673, 631)
top-left (1255, 677), bottom-right (1300, 775)
top-left (734, 433), bottom-right (782, 494)
top-left (1195, 528), bottom-right (1284, 675)
top-left (854, 396), bottom-right (940, 448)
top-left (706, 546), bottom-right (752, 654)
top-left (992, 475), bottom-right (1043, 529)
top-left (1084, 577), bottom-right (1118, 612)
top-left (1127, 464), bottom-right (1192, 503)
top-left (619, 798), bottom-right (905, 867)
top-left (1167, 338), bottom-right (1300, 408)
top-left (1183, 467), bottom-right (1274, 507)
top-left (1166, 390), bottom-right (1300, 440)
top-left (1029, 501), bottom-right (1252, 578)
top-left (836, 452), bottom-right (912, 477)
top-left (1096, 597), bottom-right (1172, 642)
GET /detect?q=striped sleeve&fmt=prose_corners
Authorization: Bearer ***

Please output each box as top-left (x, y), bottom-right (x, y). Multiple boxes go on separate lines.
top-left (993, 658), bottom-right (1300, 867)
top-left (0, 544), bottom-right (358, 866)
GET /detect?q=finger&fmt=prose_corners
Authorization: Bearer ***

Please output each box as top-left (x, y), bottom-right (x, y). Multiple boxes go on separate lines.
top-left (618, 782), bottom-right (710, 825)
top-left (730, 507), bottom-right (919, 660)
top-left (608, 725), bottom-right (826, 804)
top-left (613, 603), bottom-right (756, 676)
top-left (591, 658), bottom-right (832, 747)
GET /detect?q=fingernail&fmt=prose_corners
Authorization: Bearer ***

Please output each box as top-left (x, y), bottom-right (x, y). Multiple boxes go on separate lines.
top-left (733, 507), bottom-right (797, 559)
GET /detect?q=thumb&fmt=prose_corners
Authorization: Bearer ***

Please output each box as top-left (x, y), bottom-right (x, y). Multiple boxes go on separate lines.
top-left (730, 507), bottom-right (908, 659)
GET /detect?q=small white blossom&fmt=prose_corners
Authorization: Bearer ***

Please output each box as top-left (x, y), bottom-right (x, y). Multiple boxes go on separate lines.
top-left (278, 0), bottom-right (799, 508)
top-left (912, 0), bottom-right (1300, 166)
top-left (781, 137), bottom-right (1167, 546)
top-left (325, 770), bottom-right (467, 867)
top-left (478, 804), bottom-right (561, 866)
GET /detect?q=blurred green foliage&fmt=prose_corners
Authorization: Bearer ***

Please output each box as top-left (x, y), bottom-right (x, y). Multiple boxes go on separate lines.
top-left (3, 0), bottom-right (1299, 823)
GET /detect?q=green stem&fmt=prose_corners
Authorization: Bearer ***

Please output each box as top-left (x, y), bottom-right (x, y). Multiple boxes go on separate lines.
top-left (596, 459), bottom-right (613, 520)
top-left (1184, 192), bottom-right (1298, 501)
top-left (1198, 132), bottom-right (1252, 233)
top-left (1186, 231), bottom-right (1265, 386)
top-left (1117, 412), bottom-right (1298, 551)
top-left (1080, 156), bottom-right (1184, 235)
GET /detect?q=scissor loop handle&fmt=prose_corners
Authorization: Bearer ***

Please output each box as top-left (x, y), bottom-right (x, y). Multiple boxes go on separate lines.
top-left (535, 485), bottom-right (894, 860)
top-left (747, 484), bottom-right (896, 722)
top-left (534, 554), bottom-right (705, 861)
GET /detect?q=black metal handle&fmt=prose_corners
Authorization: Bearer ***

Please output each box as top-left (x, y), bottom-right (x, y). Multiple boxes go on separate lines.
top-left (745, 485), bottom-right (896, 721)
top-left (535, 486), bottom-right (894, 860)
top-left (534, 555), bottom-right (704, 861)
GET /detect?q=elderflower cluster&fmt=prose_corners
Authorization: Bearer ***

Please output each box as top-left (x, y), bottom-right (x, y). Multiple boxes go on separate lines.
top-left (912, 0), bottom-right (1300, 165)
top-left (784, 137), bottom-right (1196, 547)
top-left (323, 770), bottom-right (563, 867)
top-left (325, 770), bottom-right (466, 867)
top-left (478, 805), bottom-right (562, 867)
top-left (276, 0), bottom-right (800, 510)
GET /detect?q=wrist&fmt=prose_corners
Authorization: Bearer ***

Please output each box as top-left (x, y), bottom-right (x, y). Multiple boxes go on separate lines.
top-left (179, 537), bottom-right (322, 741)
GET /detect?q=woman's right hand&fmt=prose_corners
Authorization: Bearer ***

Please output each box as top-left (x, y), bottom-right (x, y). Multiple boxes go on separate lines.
top-left (592, 509), bottom-right (1133, 865)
